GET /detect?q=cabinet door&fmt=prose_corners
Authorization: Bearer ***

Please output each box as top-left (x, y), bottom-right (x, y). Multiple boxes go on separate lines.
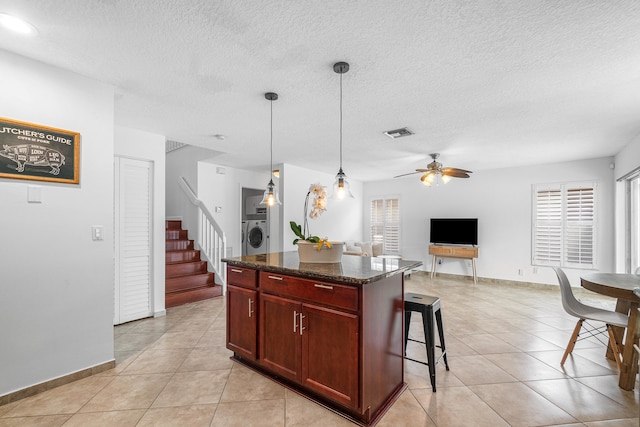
top-left (259, 293), bottom-right (302, 382)
top-left (227, 285), bottom-right (258, 360)
top-left (302, 303), bottom-right (359, 409)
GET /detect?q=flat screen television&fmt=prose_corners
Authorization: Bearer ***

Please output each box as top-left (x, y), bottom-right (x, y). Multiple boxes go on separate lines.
top-left (430, 218), bottom-right (478, 246)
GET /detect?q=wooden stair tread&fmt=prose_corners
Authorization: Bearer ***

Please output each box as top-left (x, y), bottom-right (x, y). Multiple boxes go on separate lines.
top-left (164, 219), bottom-right (221, 308)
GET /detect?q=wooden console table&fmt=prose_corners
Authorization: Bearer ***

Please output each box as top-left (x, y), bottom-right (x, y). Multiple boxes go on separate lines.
top-left (429, 245), bottom-right (478, 285)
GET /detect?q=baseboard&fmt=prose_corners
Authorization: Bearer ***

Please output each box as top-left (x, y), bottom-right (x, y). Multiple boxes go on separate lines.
top-left (154, 309), bottom-right (166, 317)
top-left (412, 270), bottom-right (559, 290)
top-left (0, 359), bottom-right (115, 406)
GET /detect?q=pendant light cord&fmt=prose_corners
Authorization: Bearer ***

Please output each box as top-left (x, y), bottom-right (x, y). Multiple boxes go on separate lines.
top-left (270, 99), bottom-right (274, 174)
top-left (339, 71), bottom-right (343, 171)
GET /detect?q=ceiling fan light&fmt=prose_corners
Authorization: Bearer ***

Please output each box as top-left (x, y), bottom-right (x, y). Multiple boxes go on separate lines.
top-left (441, 174), bottom-right (452, 184)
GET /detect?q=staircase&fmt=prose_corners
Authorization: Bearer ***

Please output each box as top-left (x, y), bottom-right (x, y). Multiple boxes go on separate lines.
top-left (166, 220), bottom-right (222, 308)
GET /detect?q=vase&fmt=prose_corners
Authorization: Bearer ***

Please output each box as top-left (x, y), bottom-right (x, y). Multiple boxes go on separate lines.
top-left (296, 241), bottom-right (344, 263)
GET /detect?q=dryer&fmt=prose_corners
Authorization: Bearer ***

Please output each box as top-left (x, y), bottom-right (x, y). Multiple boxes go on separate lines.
top-left (245, 220), bottom-right (267, 255)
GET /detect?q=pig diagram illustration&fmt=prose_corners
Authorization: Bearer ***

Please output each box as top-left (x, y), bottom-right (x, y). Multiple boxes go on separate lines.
top-left (0, 144), bottom-right (66, 175)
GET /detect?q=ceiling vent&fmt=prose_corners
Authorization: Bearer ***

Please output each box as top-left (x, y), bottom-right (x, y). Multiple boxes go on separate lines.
top-left (166, 140), bottom-right (186, 153)
top-left (383, 127), bottom-right (414, 139)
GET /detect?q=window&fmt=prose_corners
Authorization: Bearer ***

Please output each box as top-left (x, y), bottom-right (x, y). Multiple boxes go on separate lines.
top-left (532, 182), bottom-right (596, 269)
top-left (370, 197), bottom-right (400, 254)
top-left (624, 171), bottom-right (640, 273)
top-left (631, 176), bottom-right (640, 273)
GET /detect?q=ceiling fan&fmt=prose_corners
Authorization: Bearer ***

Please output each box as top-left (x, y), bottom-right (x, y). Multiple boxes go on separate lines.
top-left (394, 153), bottom-right (472, 186)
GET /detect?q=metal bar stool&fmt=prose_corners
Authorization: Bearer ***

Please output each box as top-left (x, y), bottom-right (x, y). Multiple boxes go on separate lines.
top-left (404, 292), bottom-right (449, 391)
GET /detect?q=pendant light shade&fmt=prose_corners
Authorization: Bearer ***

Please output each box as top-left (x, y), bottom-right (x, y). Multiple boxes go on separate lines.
top-left (331, 61), bottom-right (354, 200)
top-left (260, 92), bottom-right (282, 206)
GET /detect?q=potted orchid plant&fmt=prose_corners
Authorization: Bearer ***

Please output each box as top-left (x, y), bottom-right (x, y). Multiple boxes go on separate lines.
top-left (290, 183), bottom-right (344, 262)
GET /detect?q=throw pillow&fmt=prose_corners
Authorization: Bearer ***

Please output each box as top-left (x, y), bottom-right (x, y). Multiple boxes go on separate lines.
top-left (359, 242), bottom-right (373, 256)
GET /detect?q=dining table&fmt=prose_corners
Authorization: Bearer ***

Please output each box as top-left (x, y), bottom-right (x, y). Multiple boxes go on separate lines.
top-left (580, 273), bottom-right (640, 390)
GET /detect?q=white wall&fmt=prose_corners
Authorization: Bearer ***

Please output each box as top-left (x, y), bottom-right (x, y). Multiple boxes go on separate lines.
top-left (114, 126), bottom-right (166, 315)
top-left (198, 162), bottom-right (266, 257)
top-left (364, 157), bottom-right (616, 286)
top-left (0, 50), bottom-right (115, 396)
top-left (281, 163), bottom-right (363, 251)
top-left (166, 145), bottom-right (221, 220)
top-left (194, 161), bottom-right (364, 258)
top-left (614, 134), bottom-right (640, 272)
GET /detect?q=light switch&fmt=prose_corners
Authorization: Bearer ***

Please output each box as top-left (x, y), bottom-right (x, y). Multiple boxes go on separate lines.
top-left (92, 226), bottom-right (103, 241)
top-left (28, 186), bottom-right (42, 203)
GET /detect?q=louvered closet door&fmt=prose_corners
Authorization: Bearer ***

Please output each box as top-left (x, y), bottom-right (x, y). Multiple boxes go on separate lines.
top-left (114, 157), bottom-right (153, 325)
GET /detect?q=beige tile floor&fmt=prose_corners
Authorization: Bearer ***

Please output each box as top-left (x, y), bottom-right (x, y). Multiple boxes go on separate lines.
top-left (1, 272), bottom-right (639, 426)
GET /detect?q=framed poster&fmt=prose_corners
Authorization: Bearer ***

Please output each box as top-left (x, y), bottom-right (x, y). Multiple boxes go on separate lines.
top-left (0, 117), bottom-right (80, 184)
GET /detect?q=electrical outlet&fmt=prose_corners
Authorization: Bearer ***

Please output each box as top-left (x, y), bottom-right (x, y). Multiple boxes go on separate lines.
top-left (533, 267), bottom-right (538, 274)
top-left (92, 225), bottom-right (103, 241)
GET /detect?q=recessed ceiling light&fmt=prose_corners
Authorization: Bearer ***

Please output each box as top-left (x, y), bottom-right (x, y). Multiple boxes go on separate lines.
top-left (0, 13), bottom-right (38, 35)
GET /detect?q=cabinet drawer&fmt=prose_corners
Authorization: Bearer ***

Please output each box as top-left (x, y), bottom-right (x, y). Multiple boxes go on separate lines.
top-left (452, 247), bottom-right (478, 257)
top-left (429, 245), bottom-right (477, 258)
top-left (227, 266), bottom-right (258, 289)
top-left (260, 272), bottom-right (358, 312)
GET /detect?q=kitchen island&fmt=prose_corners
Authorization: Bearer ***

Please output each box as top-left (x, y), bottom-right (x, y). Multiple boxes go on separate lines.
top-left (223, 251), bottom-right (421, 426)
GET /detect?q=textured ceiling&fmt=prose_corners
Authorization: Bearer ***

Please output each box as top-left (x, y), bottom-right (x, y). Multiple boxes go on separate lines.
top-left (1, 1), bottom-right (640, 181)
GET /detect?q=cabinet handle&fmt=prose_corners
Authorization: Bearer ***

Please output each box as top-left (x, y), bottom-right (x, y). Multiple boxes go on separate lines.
top-left (268, 275), bottom-right (283, 281)
top-left (293, 310), bottom-right (298, 333)
top-left (299, 312), bottom-right (305, 335)
top-left (248, 298), bottom-right (254, 318)
top-left (231, 268), bottom-right (243, 273)
top-left (314, 284), bottom-right (333, 290)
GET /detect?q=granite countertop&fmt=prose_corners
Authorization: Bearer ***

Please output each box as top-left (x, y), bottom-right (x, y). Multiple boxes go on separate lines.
top-left (222, 251), bottom-right (422, 285)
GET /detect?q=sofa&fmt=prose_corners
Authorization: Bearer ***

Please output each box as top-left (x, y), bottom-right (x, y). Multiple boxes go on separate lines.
top-left (343, 241), bottom-right (383, 257)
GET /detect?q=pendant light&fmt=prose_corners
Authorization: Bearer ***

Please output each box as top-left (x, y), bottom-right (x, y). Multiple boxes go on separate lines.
top-left (260, 92), bottom-right (282, 206)
top-left (331, 61), bottom-right (354, 200)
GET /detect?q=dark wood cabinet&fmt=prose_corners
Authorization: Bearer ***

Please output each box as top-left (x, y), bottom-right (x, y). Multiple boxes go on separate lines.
top-left (302, 302), bottom-right (359, 408)
top-left (259, 272), bottom-right (359, 409)
top-left (226, 285), bottom-right (257, 360)
top-left (259, 293), bottom-right (301, 381)
top-left (226, 267), bottom-right (258, 360)
top-left (225, 255), bottom-right (412, 426)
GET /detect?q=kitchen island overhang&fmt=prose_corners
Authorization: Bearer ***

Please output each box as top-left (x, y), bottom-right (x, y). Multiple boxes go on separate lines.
top-left (223, 252), bottom-right (421, 426)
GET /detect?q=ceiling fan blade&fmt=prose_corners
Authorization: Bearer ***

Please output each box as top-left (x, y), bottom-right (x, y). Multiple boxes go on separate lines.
top-left (442, 167), bottom-right (473, 174)
top-left (441, 170), bottom-right (471, 178)
top-left (393, 171), bottom-right (422, 178)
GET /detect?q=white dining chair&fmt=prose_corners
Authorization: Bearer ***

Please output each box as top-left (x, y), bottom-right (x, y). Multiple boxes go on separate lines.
top-left (552, 267), bottom-right (628, 369)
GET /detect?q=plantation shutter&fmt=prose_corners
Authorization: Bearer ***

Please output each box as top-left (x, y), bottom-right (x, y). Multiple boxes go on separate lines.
top-left (564, 187), bottom-right (595, 267)
top-left (370, 199), bottom-right (384, 246)
top-left (533, 188), bottom-right (562, 265)
top-left (384, 198), bottom-right (400, 253)
top-left (532, 182), bottom-right (596, 269)
top-left (370, 197), bottom-right (400, 254)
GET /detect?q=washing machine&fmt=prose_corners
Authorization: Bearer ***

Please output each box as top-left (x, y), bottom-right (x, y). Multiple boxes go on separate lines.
top-left (245, 220), bottom-right (267, 255)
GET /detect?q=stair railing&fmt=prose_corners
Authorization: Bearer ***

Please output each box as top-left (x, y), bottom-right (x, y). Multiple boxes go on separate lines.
top-left (177, 176), bottom-right (227, 292)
